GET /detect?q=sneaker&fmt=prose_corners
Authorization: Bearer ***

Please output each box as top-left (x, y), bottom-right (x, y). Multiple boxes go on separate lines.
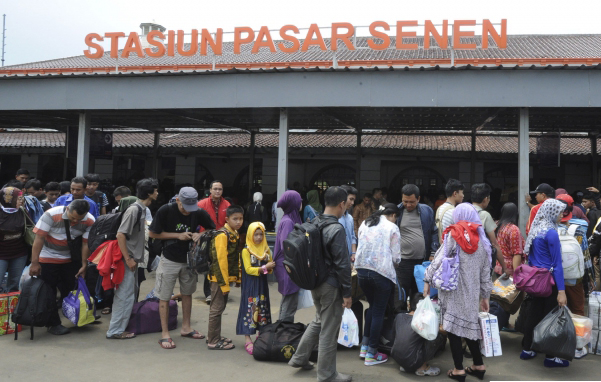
top-left (359, 345), bottom-right (368, 358)
top-left (205, 296), bottom-right (211, 305)
top-left (544, 357), bottom-right (570, 368)
top-left (364, 352), bottom-right (388, 366)
top-left (47, 325), bottom-right (70, 335)
top-left (399, 366), bottom-right (406, 373)
top-left (520, 350), bottom-right (537, 360)
top-left (575, 347), bottom-right (588, 359)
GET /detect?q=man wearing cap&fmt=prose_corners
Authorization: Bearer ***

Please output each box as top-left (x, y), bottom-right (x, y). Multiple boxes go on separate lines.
top-left (149, 187), bottom-right (215, 350)
top-left (525, 183), bottom-right (555, 234)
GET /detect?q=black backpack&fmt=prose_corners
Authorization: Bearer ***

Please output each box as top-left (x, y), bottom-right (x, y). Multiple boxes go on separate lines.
top-left (88, 204), bottom-right (144, 254)
top-left (253, 321), bottom-right (309, 362)
top-left (282, 219), bottom-right (334, 290)
top-left (188, 228), bottom-right (228, 274)
top-left (12, 277), bottom-right (56, 340)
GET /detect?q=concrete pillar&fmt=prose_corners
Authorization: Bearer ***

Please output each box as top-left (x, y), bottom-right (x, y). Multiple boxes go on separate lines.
top-left (276, 108), bottom-right (289, 230)
top-left (152, 132), bottom-right (160, 179)
top-left (248, 131), bottom-right (256, 200)
top-left (356, 130), bottom-right (362, 192)
top-left (470, 129), bottom-right (476, 185)
top-left (592, 134), bottom-right (598, 187)
top-left (518, 108), bottom-right (530, 235)
top-left (76, 112), bottom-right (91, 176)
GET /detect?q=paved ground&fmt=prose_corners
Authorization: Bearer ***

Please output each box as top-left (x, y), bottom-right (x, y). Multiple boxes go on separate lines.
top-left (2, 271), bottom-right (600, 382)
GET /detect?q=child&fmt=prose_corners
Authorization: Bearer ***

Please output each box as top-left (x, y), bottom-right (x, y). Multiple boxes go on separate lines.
top-left (236, 222), bottom-right (275, 355)
top-left (207, 205), bottom-right (244, 350)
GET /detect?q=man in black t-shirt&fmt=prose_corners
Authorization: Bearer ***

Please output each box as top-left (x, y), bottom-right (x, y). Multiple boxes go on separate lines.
top-left (149, 187), bottom-right (215, 349)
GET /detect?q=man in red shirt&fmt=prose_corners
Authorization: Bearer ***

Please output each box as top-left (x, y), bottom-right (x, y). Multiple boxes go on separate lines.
top-left (197, 181), bottom-right (230, 303)
top-left (525, 183), bottom-right (555, 234)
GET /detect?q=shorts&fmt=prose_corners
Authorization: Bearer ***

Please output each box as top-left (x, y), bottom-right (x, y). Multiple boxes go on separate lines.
top-left (154, 257), bottom-right (198, 301)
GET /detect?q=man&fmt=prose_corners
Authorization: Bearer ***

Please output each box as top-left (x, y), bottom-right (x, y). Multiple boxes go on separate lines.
top-left (84, 174), bottom-right (109, 215)
top-left (435, 179), bottom-right (464, 244)
top-left (10, 179), bottom-right (45, 223)
top-left (352, 193), bottom-right (374, 236)
top-left (582, 188), bottom-right (601, 238)
top-left (380, 187), bottom-right (389, 205)
top-left (395, 184), bottom-right (438, 310)
top-left (54, 177), bottom-right (100, 219)
top-left (15, 168), bottom-right (30, 184)
top-left (41, 182), bottom-right (61, 210)
top-left (149, 187), bottom-right (215, 349)
top-left (288, 186), bottom-right (353, 382)
top-left (471, 183), bottom-right (507, 275)
top-left (198, 180), bottom-right (231, 303)
top-left (111, 186), bottom-right (132, 213)
top-left (106, 179), bottom-right (158, 339)
top-left (25, 178), bottom-right (45, 201)
top-left (29, 199), bottom-right (94, 335)
top-left (339, 185), bottom-right (358, 261)
top-left (372, 188), bottom-right (383, 210)
top-left (525, 183), bottom-right (555, 234)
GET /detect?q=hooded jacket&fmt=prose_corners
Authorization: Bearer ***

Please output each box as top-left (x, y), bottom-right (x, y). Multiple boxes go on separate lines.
top-left (395, 203), bottom-right (439, 258)
top-left (314, 214), bottom-right (352, 298)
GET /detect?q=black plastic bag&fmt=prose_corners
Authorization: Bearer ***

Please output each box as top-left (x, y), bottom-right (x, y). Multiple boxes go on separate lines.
top-left (532, 306), bottom-right (576, 361)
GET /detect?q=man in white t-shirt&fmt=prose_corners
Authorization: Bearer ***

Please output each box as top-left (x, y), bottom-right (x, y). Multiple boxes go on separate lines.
top-left (435, 179), bottom-right (464, 244)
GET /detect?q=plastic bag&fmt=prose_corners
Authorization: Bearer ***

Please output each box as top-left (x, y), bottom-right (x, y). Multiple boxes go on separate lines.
top-left (338, 308), bottom-right (359, 347)
top-left (414, 261), bottom-right (437, 297)
top-left (19, 265), bottom-right (31, 291)
top-left (149, 256), bottom-right (161, 272)
top-left (411, 296), bottom-right (439, 341)
top-left (571, 313), bottom-right (593, 349)
top-left (297, 289), bottom-right (314, 310)
top-left (532, 306), bottom-right (577, 360)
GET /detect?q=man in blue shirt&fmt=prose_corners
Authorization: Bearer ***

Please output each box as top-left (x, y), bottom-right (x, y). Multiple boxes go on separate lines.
top-left (339, 185), bottom-right (358, 261)
top-left (54, 177), bottom-right (100, 219)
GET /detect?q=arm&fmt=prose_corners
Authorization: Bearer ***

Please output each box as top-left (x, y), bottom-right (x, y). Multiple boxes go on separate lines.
top-left (390, 227), bottom-right (402, 265)
top-left (487, 231), bottom-right (507, 274)
top-left (352, 207), bottom-right (361, 235)
top-left (117, 232), bottom-right (136, 271)
top-left (429, 209), bottom-right (439, 255)
top-left (547, 230), bottom-right (567, 306)
top-left (76, 241), bottom-right (90, 278)
top-left (214, 233), bottom-right (231, 294)
top-left (100, 206), bottom-right (107, 215)
top-left (28, 233), bottom-right (45, 276)
top-left (424, 240), bottom-right (447, 283)
top-left (328, 227), bottom-right (352, 299)
top-left (242, 249), bottom-right (262, 276)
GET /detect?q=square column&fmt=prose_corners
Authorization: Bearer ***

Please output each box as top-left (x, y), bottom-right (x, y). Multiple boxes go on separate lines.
top-left (518, 108), bottom-right (530, 235)
top-left (276, 108), bottom-right (288, 230)
top-left (76, 112), bottom-right (91, 176)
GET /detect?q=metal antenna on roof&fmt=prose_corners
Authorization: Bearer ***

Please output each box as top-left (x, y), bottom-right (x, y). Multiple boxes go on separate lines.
top-left (1, 14), bottom-right (6, 67)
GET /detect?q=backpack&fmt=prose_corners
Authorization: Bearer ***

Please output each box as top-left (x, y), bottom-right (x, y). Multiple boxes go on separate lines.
top-left (87, 204), bottom-right (144, 254)
top-left (559, 225), bottom-right (585, 279)
top-left (187, 228), bottom-right (228, 274)
top-left (435, 203), bottom-right (454, 242)
top-left (282, 219), bottom-right (334, 290)
top-left (11, 277), bottom-right (56, 340)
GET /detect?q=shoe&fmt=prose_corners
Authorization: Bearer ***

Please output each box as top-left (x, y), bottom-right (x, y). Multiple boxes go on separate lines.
top-left (364, 352), bottom-right (388, 366)
top-left (544, 357), bottom-right (570, 368)
top-left (205, 296), bottom-right (212, 305)
top-left (464, 367), bottom-right (485, 380)
top-left (575, 347), bottom-right (588, 359)
top-left (47, 325), bottom-right (71, 335)
top-left (288, 360), bottom-right (315, 370)
top-left (415, 366), bottom-right (440, 376)
top-left (359, 345), bottom-right (368, 358)
top-left (520, 350), bottom-right (537, 360)
top-left (399, 366), bottom-right (406, 373)
top-left (329, 372), bottom-right (352, 382)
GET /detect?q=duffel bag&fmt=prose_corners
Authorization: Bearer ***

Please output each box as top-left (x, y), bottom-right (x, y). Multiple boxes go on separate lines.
top-left (125, 298), bottom-right (178, 335)
top-left (253, 321), bottom-right (306, 362)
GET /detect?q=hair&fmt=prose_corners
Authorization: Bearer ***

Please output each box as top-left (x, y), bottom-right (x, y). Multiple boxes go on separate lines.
top-left (372, 187), bottom-right (382, 195)
top-left (558, 199), bottom-right (573, 217)
top-left (364, 203), bottom-right (400, 227)
top-left (363, 193), bottom-right (373, 199)
top-left (71, 176), bottom-right (88, 188)
top-left (582, 192), bottom-right (595, 202)
top-left (445, 179), bottom-right (464, 198)
top-left (84, 173), bottom-right (101, 183)
top-left (69, 199), bottom-right (90, 216)
top-left (24, 178), bottom-right (42, 191)
top-left (210, 180), bottom-right (223, 189)
top-left (15, 168), bottom-right (30, 176)
top-left (340, 185), bottom-right (358, 197)
top-left (226, 205), bottom-right (244, 217)
top-left (136, 178), bottom-right (159, 200)
top-left (5, 180), bottom-right (24, 189)
top-left (113, 186), bottom-right (131, 198)
top-left (410, 293), bottom-right (425, 312)
top-left (324, 186), bottom-right (348, 207)
top-left (44, 181), bottom-right (60, 193)
top-left (59, 181), bottom-right (71, 195)
top-left (495, 202), bottom-right (519, 235)
top-left (401, 184), bottom-right (420, 198)
top-left (471, 183), bottom-right (491, 204)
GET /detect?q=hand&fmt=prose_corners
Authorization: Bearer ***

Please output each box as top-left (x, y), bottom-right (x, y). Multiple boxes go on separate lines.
top-left (525, 193), bottom-right (532, 203)
top-left (505, 268), bottom-right (514, 277)
top-left (423, 282), bottom-right (430, 297)
top-left (75, 264), bottom-right (87, 279)
top-left (192, 233), bottom-right (202, 242)
top-left (342, 297), bottom-right (352, 309)
top-left (126, 257), bottom-right (137, 272)
top-left (429, 256), bottom-right (434, 261)
top-left (178, 232), bottom-right (193, 241)
top-left (587, 187), bottom-right (600, 194)
top-left (480, 298), bottom-right (490, 313)
top-left (350, 255), bottom-right (355, 263)
top-left (223, 291), bottom-right (230, 296)
top-left (557, 291), bottom-right (567, 307)
top-left (29, 262), bottom-right (41, 277)
top-left (265, 261), bottom-right (276, 271)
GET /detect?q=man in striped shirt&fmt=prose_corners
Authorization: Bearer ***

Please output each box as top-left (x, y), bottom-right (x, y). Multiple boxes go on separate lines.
top-left (435, 179), bottom-right (465, 245)
top-left (29, 199), bottom-right (95, 335)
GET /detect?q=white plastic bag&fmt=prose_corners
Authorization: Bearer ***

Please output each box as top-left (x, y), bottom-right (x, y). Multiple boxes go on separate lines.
top-left (19, 265), bottom-right (31, 291)
top-left (411, 296), bottom-right (439, 341)
top-left (297, 289), bottom-right (314, 310)
top-left (338, 308), bottom-right (359, 347)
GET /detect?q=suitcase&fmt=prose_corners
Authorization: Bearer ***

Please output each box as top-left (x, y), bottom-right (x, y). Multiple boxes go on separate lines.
top-left (125, 298), bottom-right (178, 334)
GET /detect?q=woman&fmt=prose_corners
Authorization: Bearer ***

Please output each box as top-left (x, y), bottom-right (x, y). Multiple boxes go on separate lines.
top-left (245, 192), bottom-right (267, 226)
top-left (0, 187), bottom-right (28, 293)
top-left (520, 199), bottom-right (569, 368)
top-left (495, 202), bottom-right (526, 277)
top-left (303, 189), bottom-right (322, 222)
top-left (355, 204), bottom-right (402, 367)
top-left (424, 203), bottom-right (493, 381)
top-left (273, 190), bottom-right (302, 322)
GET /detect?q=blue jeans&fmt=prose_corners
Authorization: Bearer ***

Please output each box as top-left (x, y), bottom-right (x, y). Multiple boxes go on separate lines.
top-left (0, 256), bottom-right (28, 293)
top-left (357, 268), bottom-right (393, 355)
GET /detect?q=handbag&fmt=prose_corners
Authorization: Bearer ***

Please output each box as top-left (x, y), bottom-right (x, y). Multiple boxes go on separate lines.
top-left (61, 276), bottom-right (96, 327)
top-left (253, 321), bottom-right (309, 362)
top-left (513, 264), bottom-right (555, 297)
top-left (20, 207), bottom-right (35, 246)
top-left (431, 249), bottom-right (460, 291)
top-left (63, 207), bottom-right (83, 267)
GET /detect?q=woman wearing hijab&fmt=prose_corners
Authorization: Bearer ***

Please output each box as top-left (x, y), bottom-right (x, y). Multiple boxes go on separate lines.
top-left (0, 187), bottom-right (28, 292)
top-left (519, 198), bottom-right (569, 367)
top-left (424, 203), bottom-right (493, 381)
top-left (303, 189), bottom-right (323, 222)
top-left (274, 190), bottom-right (303, 322)
top-left (495, 202), bottom-right (526, 277)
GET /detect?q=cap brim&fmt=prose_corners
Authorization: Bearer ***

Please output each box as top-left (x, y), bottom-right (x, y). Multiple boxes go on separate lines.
top-left (530, 190), bottom-right (539, 194)
top-left (182, 203), bottom-right (198, 212)
top-left (561, 212), bottom-right (573, 222)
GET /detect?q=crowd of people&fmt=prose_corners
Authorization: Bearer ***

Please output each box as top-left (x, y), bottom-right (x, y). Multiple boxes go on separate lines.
top-left (2, 166), bottom-right (601, 382)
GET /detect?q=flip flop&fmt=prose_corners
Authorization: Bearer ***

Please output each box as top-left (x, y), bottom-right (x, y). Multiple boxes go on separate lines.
top-left (208, 339), bottom-right (235, 350)
top-left (158, 338), bottom-right (176, 349)
top-left (107, 332), bottom-right (136, 340)
top-left (245, 342), bottom-right (254, 355)
top-left (206, 337), bottom-right (232, 344)
top-left (181, 330), bottom-right (205, 339)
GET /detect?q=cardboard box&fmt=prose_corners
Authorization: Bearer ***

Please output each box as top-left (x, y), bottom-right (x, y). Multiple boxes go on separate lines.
top-left (0, 292), bottom-right (21, 336)
top-left (590, 292), bottom-right (601, 330)
top-left (479, 312), bottom-right (502, 357)
top-left (0, 313), bottom-right (21, 336)
top-left (590, 330), bottom-right (601, 355)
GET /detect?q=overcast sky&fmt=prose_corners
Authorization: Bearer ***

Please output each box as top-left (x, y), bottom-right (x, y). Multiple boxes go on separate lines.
top-left (2, 0), bottom-right (600, 66)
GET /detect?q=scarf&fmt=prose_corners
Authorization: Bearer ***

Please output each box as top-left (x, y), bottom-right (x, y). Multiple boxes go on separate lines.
top-left (307, 190), bottom-right (322, 214)
top-left (524, 199), bottom-right (566, 255)
top-left (440, 203), bottom-right (492, 261)
top-left (0, 187), bottom-right (24, 230)
top-left (246, 222), bottom-right (270, 260)
top-left (443, 221), bottom-right (481, 254)
top-left (277, 190), bottom-right (302, 225)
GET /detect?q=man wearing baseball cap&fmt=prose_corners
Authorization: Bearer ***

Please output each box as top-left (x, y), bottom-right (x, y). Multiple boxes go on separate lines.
top-left (525, 183), bottom-right (555, 234)
top-left (149, 187), bottom-right (215, 350)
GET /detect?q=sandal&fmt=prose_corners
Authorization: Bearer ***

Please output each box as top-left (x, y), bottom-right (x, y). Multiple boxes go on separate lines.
top-left (158, 338), bottom-right (176, 349)
top-left (208, 339), bottom-right (235, 350)
top-left (447, 370), bottom-right (466, 382)
top-left (245, 342), bottom-right (254, 355)
top-left (415, 366), bottom-right (440, 376)
top-left (465, 367), bottom-right (486, 380)
top-left (101, 307), bottom-right (112, 315)
top-left (206, 337), bottom-right (232, 344)
top-left (181, 330), bottom-right (205, 339)
top-left (107, 332), bottom-right (136, 339)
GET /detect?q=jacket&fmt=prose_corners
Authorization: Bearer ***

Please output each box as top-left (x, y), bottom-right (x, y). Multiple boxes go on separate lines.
top-left (314, 214), bottom-right (352, 298)
top-left (395, 203), bottom-right (439, 258)
top-left (197, 197), bottom-right (230, 229)
top-left (208, 224), bottom-right (241, 294)
top-left (91, 240), bottom-right (125, 291)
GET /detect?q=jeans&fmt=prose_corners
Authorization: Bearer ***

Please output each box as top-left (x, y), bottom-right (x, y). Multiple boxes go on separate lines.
top-left (357, 269), bottom-right (393, 355)
top-left (106, 262), bottom-right (137, 337)
top-left (279, 290), bottom-right (299, 322)
top-left (0, 256), bottom-right (28, 293)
